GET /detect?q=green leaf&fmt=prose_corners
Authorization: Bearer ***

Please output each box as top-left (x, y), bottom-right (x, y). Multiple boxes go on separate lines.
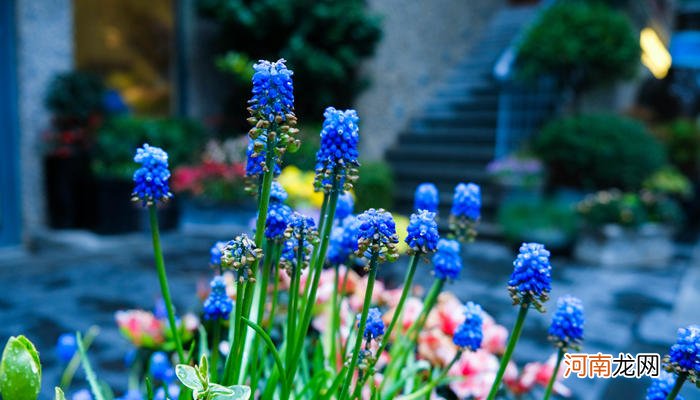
top-left (0, 335), bottom-right (41, 400)
top-left (55, 387), bottom-right (66, 400)
top-left (175, 364), bottom-right (204, 391)
top-left (76, 332), bottom-right (107, 400)
top-left (210, 385), bottom-right (251, 400)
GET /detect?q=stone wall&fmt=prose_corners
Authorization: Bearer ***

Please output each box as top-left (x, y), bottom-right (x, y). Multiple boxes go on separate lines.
top-left (356, 0), bottom-right (505, 160)
top-left (16, 0), bottom-right (73, 244)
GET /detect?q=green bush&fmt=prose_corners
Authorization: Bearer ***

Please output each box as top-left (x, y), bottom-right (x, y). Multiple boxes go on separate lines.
top-left (533, 114), bottom-right (666, 190)
top-left (654, 119), bottom-right (700, 176)
top-left (354, 161), bottom-right (394, 211)
top-left (498, 199), bottom-right (578, 249)
top-left (577, 189), bottom-right (683, 228)
top-left (283, 123), bottom-right (322, 171)
top-left (197, 0), bottom-right (382, 120)
top-left (93, 116), bottom-right (207, 179)
top-left (45, 71), bottom-right (105, 120)
top-left (517, 1), bottom-right (638, 94)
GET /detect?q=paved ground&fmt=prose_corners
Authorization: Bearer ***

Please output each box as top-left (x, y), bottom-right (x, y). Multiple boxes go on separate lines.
top-left (0, 223), bottom-right (699, 399)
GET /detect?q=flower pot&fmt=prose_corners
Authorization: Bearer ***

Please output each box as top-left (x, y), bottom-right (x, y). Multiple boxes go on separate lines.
top-left (574, 223), bottom-right (674, 267)
top-left (93, 177), bottom-right (141, 234)
top-left (44, 154), bottom-right (97, 229)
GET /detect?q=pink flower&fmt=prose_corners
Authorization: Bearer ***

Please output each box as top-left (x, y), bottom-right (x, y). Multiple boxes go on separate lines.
top-left (448, 349), bottom-right (501, 399)
top-left (481, 313), bottom-right (508, 355)
top-left (383, 297), bottom-right (423, 337)
top-left (349, 276), bottom-right (385, 312)
top-left (506, 354), bottom-right (571, 397)
top-left (418, 329), bottom-right (457, 367)
top-left (115, 310), bottom-right (164, 347)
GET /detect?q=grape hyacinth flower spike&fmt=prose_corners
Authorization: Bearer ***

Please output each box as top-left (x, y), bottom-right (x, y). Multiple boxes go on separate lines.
top-left (279, 212), bottom-right (319, 271)
top-left (265, 202), bottom-right (293, 243)
top-left (433, 239), bottom-right (463, 280)
top-left (414, 182), bottom-right (439, 213)
top-left (487, 242), bottom-right (553, 400)
top-left (314, 107), bottom-right (360, 193)
top-left (209, 241), bottom-right (227, 270)
top-left (405, 210), bottom-right (440, 255)
top-left (646, 371), bottom-right (686, 400)
top-left (335, 191), bottom-right (355, 221)
top-left (133, 144), bottom-right (184, 363)
top-left (449, 182), bottom-right (481, 242)
top-left (543, 295), bottom-right (584, 400)
top-left (340, 209), bottom-right (398, 398)
top-left (221, 234), bottom-right (263, 282)
top-left (269, 181), bottom-right (288, 204)
top-left (131, 144), bottom-right (172, 207)
top-left (203, 277), bottom-right (233, 321)
top-left (453, 302), bottom-right (484, 352)
top-left (662, 325), bottom-right (700, 399)
top-left (360, 307), bottom-right (385, 342)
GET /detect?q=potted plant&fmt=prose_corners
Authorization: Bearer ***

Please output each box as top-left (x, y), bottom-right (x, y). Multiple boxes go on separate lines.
top-left (487, 153), bottom-right (545, 204)
top-left (43, 71), bottom-right (105, 229)
top-left (574, 189), bottom-right (683, 266)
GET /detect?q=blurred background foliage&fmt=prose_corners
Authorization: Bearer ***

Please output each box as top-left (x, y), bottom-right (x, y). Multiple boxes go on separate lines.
top-left (197, 0), bottom-right (382, 125)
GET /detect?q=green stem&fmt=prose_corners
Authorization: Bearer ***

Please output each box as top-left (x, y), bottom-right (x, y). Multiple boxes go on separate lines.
top-left (148, 206), bottom-right (185, 363)
top-left (286, 262), bottom-right (301, 369)
top-left (267, 249), bottom-right (282, 328)
top-left (222, 279), bottom-right (244, 385)
top-left (210, 320), bottom-right (221, 383)
top-left (289, 187), bottom-right (340, 382)
top-left (339, 254), bottom-right (379, 400)
top-left (486, 303), bottom-right (530, 400)
top-left (330, 263), bottom-right (340, 367)
top-left (248, 241), bottom-right (275, 390)
top-left (399, 351), bottom-right (461, 400)
top-left (76, 332), bottom-right (106, 400)
top-left (60, 326), bottom-right (99, 391)
top-left (542, 349), bottom-right (564, 400)
top-left (241, 317), bottom-right (289, 396)
top-left (665, 372), bottom-right (688, 400)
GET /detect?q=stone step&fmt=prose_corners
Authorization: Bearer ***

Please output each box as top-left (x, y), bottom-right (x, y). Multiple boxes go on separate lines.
top-left (424, 96), bottom-right (500, 113)
top-left (411, 111), bottom-right (498, 129)
top-left (392, 162), bottom-right (489, 183)
top-left (400, 127), bottom-right (496, 144)
top-left (386, 144), bottom-right (494, 163)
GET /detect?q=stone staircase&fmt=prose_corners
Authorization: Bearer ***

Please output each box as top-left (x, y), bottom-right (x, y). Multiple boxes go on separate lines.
top-left (386, 6), bottom-right (540, 231)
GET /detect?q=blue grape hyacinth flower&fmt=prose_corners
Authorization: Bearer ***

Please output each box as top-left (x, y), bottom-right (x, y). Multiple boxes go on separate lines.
top-left (116, 389), bottom-right (144, 400)
top-left (647, 371), bottom-right (685, 400)
top-left (221, 234), bottom-right (263, 277)
top-left (335, 192), bottom-right (355, 221)
top-left (508, 242), bottom-right (552, 312)
top-left (358, 307), bottom-right (385, 340)
top-left (414, 183), bottom-right (439, 213)
top-left (132, 144), bottom-right (172, 206)
top-left (314, 107), bottom-right (360, 192)
top-left (149, 351), bottom-right (174, 382)
top-left (548, 295), bottom-right (584, 351)
top-left (433, 239), bottom-right (462, 280)
top-left (665, 325), bottom-right (700, 382)
top-left (265, 203), bottom-right (293, 242)
top-left (209, 241), bottom-right (227, 268)
top-left (56, 333), bottom-right (77, 363)
top-left (270, 181), bottom-right (288, 203)
top-left (449, 182), bottom-right (481, 241)
top-left (453, 302), bottom-right (483, 351)
top-left (203, 276), bottom-right (233, 321)
top-left (249, 59), bottom-right (294, 123)
top-left (279, 212), bottom-right (318, 270)
top-left (356, 208), bottom-right (399, 264)
top-left (405, 210), bottom-right (439, 255)
top-left (327, 215), bottom-right (361, 266)
top-left (245, 137), bottom-right (282, 179)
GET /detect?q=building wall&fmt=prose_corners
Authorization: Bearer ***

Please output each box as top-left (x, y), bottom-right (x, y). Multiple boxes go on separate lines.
top-left (16, 0), bottom-right (73, 244)
top-left (356, 0), bottom-right (505, 160)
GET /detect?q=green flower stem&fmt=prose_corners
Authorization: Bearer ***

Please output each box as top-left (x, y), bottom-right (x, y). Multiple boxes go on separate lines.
top-left (316, 192), bottom-right (330, 249)
top-left (339, 252), bottom-right (379, 400)
top-left (222, 279), bottom-right (245, 385)
top-left (241, 317), bottom-right (289, 396)
top-left (665, 372), bottom-right (688, 400)
top-left (330, 263), bottom-right (341, 367)
top-left (209, 320), bottom-right (221, 383)
top-left (288, 187), bottom-right (340, 382)
top-left (148, 206), bottom-right (185, 364)
top-left (266, 249), bottom-right (282, 328)
top-left (398, 350), bottom-right (461, 400)
top-left (76, 332), bottom-right (106, 400)
top-left (60, 326), bottom-right (99, 391)
top-left (286, 256), bottom-right (302, 370)
top-left (381, 277), bottom-right (444, 394)
top-left (354, 254), bottom-right (420, 391)
top-left (542, 348), bottom-right (564, 400)
top-left (486, 303), bottom-right (530, 400)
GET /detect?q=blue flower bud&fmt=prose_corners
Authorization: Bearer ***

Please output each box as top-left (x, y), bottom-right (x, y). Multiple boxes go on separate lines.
top-left (405, 210), bottom-right (439, 255)
top-left (449, 182), bottom-right (481, 241)
top-left (280, 212), bottom-right (318, 270)
top-left (548, 295), bottom-right (584, 350)
top-left (270, 181), bottom-right (288, 203)
top-left (132, 144), bottom-right (172, 206)
top-left (666, 325), bottom-right (700, 378)
top-left (356, 209), bottom-right (399, 264)
top-left (203, 277), bottom-right (233, 321)
top-left (335, 192), bottom-right (355, 221)
top-left (314, 107), bottom-right (360, 192)
top-left (414, 183), bottom-right (439, 213)
top-left (358, 308), bottom-right (385, 340)
top-left (221, 234), bottom-right (262, 277)
top-left (508, 242), bottom-right (552, 312)
top-left (209, 241), bottom-right (227, 268)
top-left (265, 203), bottom-right (292, 241)
top-left (249, 59), bottom-right (294, 123)
top-left (433, 239), bottom-right (462, 280)
top-left (453, 302), bottom-right (483, 351)
top-left (56, 333), bottom-right (77, 363)
top-left (646, 371), bottom-right (685, 400)
top-left (149, 351), bottom-right (173, 382)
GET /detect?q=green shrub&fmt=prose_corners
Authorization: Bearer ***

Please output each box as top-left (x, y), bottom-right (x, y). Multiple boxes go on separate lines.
top-left (517, 1), bottom-right (638, 94)
top-left (45, 71), bottom-right (105, 120)
top-left (354, 161), bottom-right (394, 211)
top-left (498, 198), bottom-right (578, 249)
top-left (197, 0), bottom-right (382, 120)
top-left (283, 123), bottom-right (322, 171)
top-left (654, 119), bottom-right (700, 176)
top-left (533, 114), bottom-right (666, 190)
top-left (93, 116), bottom-right (207, 179)
top-left (577, 189), bottom-right (683, 228)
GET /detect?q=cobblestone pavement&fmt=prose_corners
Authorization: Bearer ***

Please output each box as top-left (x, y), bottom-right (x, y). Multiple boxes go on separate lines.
top-left (1, 226), bottom-right (698, 399)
